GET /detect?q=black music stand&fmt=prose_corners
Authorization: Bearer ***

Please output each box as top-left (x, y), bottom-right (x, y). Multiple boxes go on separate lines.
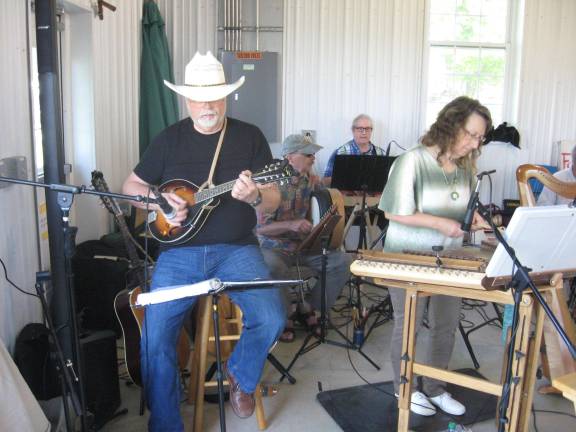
top-left (136, 278), bottom-right (301, 432)
top-left (282, 215), bottom-right (380, 376)
top-left (475, 203), bottom-right (576, 431)
top-left (331, 156), bottom-right (396, 336)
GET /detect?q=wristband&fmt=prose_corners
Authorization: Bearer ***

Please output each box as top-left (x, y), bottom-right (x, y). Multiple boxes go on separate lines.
top-left (249, 189), bottom-right (262, 208)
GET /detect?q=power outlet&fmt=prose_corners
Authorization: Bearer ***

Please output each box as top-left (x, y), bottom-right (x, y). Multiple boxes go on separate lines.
top-left (301, 129), bottom-right (316, 143)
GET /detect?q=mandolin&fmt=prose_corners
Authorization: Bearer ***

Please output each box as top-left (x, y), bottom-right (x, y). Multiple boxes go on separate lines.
top-left (147, 159), bottom-right (294, 244)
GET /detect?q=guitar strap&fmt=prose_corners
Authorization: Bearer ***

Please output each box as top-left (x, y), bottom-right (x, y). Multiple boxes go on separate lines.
top-left (198, 117), bottom-right (228, 192)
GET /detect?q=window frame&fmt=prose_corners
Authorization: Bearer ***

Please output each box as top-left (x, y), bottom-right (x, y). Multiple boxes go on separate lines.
top-left (421, 0), bottom-right (523, 130)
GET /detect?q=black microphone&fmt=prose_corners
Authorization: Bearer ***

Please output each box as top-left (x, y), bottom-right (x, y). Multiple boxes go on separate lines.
top-left (151, 186), bottom-right (177, 220)
top-left (461, 169), bottom-right (496, 231)
top-left (477, 169), bottom-right (496, 178)
top-left (461, 179), bottom-right (482, 232)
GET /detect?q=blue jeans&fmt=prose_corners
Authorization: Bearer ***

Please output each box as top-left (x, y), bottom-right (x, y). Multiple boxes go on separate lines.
top-left (140, 244), bottom-right (286, 432)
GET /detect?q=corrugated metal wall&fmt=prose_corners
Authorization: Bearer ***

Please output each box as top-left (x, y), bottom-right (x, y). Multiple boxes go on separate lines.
top-left (157, 0), bottom-right (218, 117)
top-left (517, 0), bottom-right (576, 164)
top-left (283, 0), bottom-right (426, 172)
top-left (91, 0), bottom-right (142, 209)
top-left (0, 0), bottom-right (41, 349)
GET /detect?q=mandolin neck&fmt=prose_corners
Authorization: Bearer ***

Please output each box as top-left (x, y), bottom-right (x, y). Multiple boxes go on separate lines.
top-left (194, 177), bottom-right (269, 203)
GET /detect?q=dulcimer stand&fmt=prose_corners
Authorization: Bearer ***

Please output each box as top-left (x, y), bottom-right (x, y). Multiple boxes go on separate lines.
top-left (351, 202), bottom-right (576, 431)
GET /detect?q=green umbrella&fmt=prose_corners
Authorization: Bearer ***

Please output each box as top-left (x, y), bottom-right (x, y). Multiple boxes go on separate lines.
top-left (139, 0), bottom-right (179, 156)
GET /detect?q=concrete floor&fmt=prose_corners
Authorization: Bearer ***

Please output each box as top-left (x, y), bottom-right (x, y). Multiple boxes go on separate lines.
top-left (101, 289), bottom-right (575, 432)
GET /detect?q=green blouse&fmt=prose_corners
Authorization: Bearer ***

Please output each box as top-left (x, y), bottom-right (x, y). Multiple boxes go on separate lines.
top-left (378, 145), bottom-right (474, 253)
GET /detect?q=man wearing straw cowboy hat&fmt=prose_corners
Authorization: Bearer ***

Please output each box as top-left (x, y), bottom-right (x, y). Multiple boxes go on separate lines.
top-left (123, 51), bottom-right (285, 431)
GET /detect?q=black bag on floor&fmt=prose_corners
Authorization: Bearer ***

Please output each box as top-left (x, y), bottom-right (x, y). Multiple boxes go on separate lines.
top-left (14, 323), bottom-right (61, 400)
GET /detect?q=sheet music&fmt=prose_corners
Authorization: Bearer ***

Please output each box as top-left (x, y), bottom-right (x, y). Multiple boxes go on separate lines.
top-left (135, 278), bottom-right (304, 306)
top-left (485, 205), bottom-right (576, 277)
top-left (135, 278), bottom-right (221, 306)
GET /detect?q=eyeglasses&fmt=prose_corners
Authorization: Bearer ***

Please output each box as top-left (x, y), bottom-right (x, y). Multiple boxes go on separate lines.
top-left (462, 128), bottom-right (486, 144)
top-left (353, 127), bottom-right (373, 133)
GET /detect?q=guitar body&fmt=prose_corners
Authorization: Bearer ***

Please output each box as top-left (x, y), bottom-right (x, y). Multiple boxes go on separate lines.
top-left (91, 170), bottom-right (192, 387)
top-left (148, 179), bottom-right (220, 245)
top-left (114, 288), bottom-right (144, 386)
top-left (114, 286), bottom-right (191, 387)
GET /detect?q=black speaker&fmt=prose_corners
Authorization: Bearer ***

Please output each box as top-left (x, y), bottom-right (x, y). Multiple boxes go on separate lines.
top-left (73, 240), bottom-right (129, 335)
top-left (80, 330), bottom-right (121, 429)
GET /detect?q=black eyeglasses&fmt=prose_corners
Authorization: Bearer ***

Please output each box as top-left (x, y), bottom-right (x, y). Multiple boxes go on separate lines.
top-left (462, 128), bottom-right (486, 144)
top-left (353, 127), bottom-right (373, 133)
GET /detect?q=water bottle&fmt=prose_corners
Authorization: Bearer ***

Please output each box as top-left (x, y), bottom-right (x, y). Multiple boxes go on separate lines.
top-left (444, 422), bottom-right (471, 432)
top-left (353, 326), bottom-right (364, 346)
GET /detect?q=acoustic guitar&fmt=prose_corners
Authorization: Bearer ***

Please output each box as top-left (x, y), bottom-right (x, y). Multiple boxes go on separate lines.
top-left (147, 160), bottom-right (294, 244)
top-left (91, 171), bottom-right (190, 386)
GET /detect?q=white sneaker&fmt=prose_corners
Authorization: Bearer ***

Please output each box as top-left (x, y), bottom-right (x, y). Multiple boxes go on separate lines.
top-left (408, 391), bottom-right (437, 416)
top-left (429, 392), bottom-right (466, 416)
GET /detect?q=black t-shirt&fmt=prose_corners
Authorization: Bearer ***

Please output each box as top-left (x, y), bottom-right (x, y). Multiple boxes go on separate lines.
top-left (134, 117), bottom-right (272, 248)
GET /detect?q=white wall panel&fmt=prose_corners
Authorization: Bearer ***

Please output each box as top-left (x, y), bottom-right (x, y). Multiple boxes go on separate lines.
top-left (0, 0), bottom-right (41, 350)
top-left (516, 0), bottom-right (576, 165)
top-left (284, 0), bottom-right (426, 174)
top-left (82, 0), bottom-right (143, 240)
top-left (157, 0), bottom-right (218, 118)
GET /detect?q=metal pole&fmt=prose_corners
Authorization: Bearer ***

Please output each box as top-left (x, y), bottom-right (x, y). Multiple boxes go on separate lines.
top-left (256, 0), bottom-right (260, 51)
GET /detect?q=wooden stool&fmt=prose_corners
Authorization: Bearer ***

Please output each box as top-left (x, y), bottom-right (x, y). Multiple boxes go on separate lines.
top-left (188, 295), bottom-right (267, 431)
top-left (552, 372), bottom-right (576, 414)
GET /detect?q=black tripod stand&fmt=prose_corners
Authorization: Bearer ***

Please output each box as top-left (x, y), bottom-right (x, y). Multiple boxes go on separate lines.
top-left (35, 271), bottom-right (83, 431)
top-left (470, 200), bottom-right (576, 432)
top-left (345, 194), bottom-right (393, 347)
top-left (137, 278), bottom-right (300, 432)
top-left (207, 280), bottom-right (299, 432)
top-left (283, 237), bottom-right (380, 375)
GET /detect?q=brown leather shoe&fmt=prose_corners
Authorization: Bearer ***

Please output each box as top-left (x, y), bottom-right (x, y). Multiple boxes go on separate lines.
top-left (224, 363), bottom-right (255, 418)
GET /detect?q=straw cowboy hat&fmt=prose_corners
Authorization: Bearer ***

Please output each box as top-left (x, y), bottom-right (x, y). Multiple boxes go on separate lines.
top-left (163, 51), bottom-right (245, 102)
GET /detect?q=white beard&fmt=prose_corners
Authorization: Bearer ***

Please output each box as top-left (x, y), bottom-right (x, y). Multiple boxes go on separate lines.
top-left (195, 110), bottom-right (220, 130)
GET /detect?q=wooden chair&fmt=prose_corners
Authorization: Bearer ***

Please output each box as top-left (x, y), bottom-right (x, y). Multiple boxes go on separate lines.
top-left (516, 164), bottom-right (576, 394)
top-left (516, 163), bottom-right (576, 206)
top-left (188, 295), bottom-right (267, 431)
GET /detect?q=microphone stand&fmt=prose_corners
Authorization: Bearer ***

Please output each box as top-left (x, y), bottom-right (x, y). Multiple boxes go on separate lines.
top-left (204, 279), bottom-right (303, 432)
top-left (0, 175), bottom-right (156, 430)
top-left (471, 198), bottom-right (576, 432)
top-left (35, 272), bottom-right (82, 432)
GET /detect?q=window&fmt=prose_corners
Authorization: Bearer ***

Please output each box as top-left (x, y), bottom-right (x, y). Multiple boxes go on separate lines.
top-left (425, 0), bottom-right (514, 127)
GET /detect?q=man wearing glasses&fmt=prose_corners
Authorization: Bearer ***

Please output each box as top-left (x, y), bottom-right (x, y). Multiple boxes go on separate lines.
top-left (323, 114), bottom-right (386, 186)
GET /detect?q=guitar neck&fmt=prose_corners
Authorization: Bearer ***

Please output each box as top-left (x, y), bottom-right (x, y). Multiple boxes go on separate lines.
top-left (115, 215), bottom-right (141, 266)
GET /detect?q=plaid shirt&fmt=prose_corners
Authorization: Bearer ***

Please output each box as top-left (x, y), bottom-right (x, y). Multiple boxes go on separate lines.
top-left (256, 173), bottom-right (323, 253)
top-left (323, 139), bottom-right (386, 177)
